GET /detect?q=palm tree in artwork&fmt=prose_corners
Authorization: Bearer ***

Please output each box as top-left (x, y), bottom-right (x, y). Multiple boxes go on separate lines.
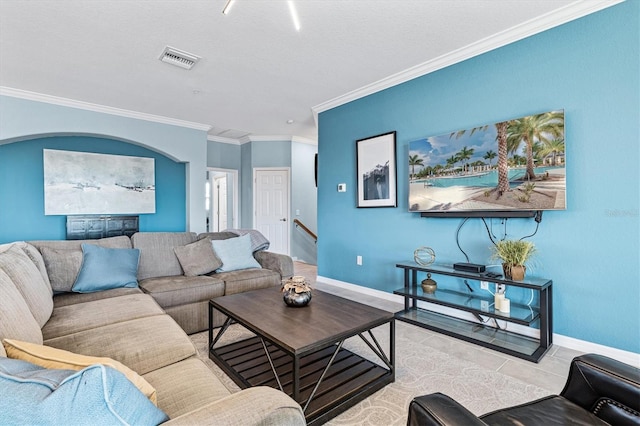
top-left (483, 150), bottom-right (497, 167)
top-left (446, 155), bottom-right (459, 172)
top-left (456, 146), bottom-right (475, 173)
top-left (409, 154), bottom-right (424, 180)
top-left (495, 121), bottom-right (510, 195)
top-left (506, 111), bottom-right (564, 180)
top-left (452, 125), bottom-right (510, 195)
top-left (541, 138), bottom-right (565, 166)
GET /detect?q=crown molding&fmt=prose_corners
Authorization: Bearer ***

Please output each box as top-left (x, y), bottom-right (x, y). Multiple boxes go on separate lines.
top-left (292, 136), bottom-right (318, 146)
top-left (312, 0), bottom-right (624, 117)
top-left (0, 86), bottom-right (212, 132)
top-left (236, 135), bottom-right (318, 145)
top-left (207, 135), bottom-right (241, 145)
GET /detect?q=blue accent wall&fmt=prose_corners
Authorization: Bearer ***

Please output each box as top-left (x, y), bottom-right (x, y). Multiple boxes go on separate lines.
top-left (318, 2), bottom-right (639, 353)
top-left (0, 136), bottom-right (186, 243)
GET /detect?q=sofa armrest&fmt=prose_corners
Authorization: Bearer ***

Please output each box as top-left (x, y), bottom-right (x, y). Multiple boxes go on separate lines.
top-left (407, 393), bottom-right (488, 426)
top-left (163, 387), bottom-right (305, 425)
top-left (254, 251), bottom-right (294, 279)
top-left (560, 354), bottom-right (640, 423)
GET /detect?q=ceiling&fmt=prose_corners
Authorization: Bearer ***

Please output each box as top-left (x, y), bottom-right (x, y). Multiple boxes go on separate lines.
top-left (0, 1), bottom-right (615, 142)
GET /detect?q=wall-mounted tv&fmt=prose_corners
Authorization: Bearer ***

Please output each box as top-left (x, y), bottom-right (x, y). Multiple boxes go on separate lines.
top-left (409, 109), bottom-right (565, 217)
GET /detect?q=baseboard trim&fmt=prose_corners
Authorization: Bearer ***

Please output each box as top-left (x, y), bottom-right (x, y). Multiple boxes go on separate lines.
top-left (316, 275), bottom-right (640, 367)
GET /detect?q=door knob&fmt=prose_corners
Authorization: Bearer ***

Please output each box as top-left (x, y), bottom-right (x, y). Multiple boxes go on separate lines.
top-left (280, 218), bottom-right (287, 221)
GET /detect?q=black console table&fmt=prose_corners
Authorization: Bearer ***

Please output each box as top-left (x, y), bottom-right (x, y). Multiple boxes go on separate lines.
top-left (394, 262), bottom-right (552, 362)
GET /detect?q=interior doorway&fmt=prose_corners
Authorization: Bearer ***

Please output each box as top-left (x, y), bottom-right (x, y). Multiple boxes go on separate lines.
top-left (206, 168), bottom-right (238, 232)
top-left (254, 168), bottom-right (290, 255)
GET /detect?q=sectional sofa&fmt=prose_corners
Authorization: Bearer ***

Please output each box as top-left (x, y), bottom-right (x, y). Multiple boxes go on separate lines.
top-left (0, 232), bottom-right (305, 424)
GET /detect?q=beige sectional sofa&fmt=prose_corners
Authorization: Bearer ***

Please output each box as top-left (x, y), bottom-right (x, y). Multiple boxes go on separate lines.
top-left (0, 233), bottom-right (304, 424)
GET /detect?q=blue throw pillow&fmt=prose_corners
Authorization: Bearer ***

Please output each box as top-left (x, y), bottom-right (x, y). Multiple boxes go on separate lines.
top-left (72, 244), bottom-right (140, 293)
top-left (0, 357), bottom-right (168, 425)
top-left (211, 234), bottom-right (261, 272)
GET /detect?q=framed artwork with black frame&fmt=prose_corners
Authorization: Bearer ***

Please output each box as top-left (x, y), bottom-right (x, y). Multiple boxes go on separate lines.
top-left (356, 131), bottom-right (397, 208)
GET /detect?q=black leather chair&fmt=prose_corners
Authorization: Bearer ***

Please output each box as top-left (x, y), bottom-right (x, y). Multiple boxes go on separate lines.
top-left (407, 354), bottom-right (640, 425)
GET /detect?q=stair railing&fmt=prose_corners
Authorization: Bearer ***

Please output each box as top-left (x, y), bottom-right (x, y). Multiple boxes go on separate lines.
top-left (293, 219), bottom-right (317, 243)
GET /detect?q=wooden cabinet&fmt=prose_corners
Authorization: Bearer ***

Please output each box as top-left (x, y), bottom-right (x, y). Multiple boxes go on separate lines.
top-left (66, 215), bottom-right (139, 240)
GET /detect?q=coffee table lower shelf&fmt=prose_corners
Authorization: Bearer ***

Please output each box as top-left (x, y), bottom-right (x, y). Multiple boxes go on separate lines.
top-left (209, 336), bottom-right (393, 424)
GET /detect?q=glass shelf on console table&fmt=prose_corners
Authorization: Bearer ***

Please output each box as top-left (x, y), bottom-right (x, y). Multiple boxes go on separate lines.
top-left (394, 262), bottom-right (552, 363)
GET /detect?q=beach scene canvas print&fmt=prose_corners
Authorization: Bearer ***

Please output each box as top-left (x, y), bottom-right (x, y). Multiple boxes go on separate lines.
top-left (44, 149), bottom-right (155, 215)
top-left (409, 110), bottom-right (565, 212)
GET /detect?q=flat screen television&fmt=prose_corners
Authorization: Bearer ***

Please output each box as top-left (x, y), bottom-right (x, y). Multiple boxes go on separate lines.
top-left (408, 109), bottom-right (565, 218)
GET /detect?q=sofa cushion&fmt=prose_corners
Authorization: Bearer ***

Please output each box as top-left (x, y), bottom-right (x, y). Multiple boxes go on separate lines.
top-left (143, 358), bottom-right (231, 419)
top-left (31, 236), bottom-right (133, 293)
top-left (53, 287), bottom-right (143, 308)
top-left (2, 339), bottom-right (158, 405)
top-left (174, 237), bottom-right (222, 276)
top-left (44, 315), bottom-right (196, 375)
top-left (30, 235), bottom-right (133, 252)
top-left (0, 269), bottom-right (43, 346)
top-left (0, 357), bottom-right (168, 425)
top-left (211, 233), bottom-right (261, 272)
top-left (215, 268), bottom-right (281, 295)
top-left (6, 242), bottom-right (53, 292)
top-left (163, 302), bottom-right (215, 335)
top-left (139, 275), bottom-right (225, 308)
top-left (43, 294), bottom-right (165, 340)
top-left (39, 247), bottom-right (83, 293)
top-left (132, 232), bottom-right (197, 280)
top-left (197, 231), bottom-right (238, 241)
top-left (72, 244), bottom-right (140, 293)
top-left (0, 246), bottom-right (54, 327)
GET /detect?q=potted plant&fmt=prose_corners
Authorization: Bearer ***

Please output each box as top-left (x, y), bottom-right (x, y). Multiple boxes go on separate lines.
top-left (491, 239), bottom-right (536, 280)
top-left (281, 276), bottom-right (312, 307)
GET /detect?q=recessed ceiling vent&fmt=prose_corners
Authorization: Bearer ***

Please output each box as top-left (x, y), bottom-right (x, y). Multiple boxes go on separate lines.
top-left (159, 46), bottom-right (200, 70)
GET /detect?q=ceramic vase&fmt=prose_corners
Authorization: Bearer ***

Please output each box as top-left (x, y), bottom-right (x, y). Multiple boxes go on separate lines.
top-left (283, 289), bottom-right (312, 307)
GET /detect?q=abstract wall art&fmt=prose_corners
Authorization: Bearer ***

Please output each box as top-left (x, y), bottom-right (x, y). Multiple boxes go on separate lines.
top-left (44, 149), bottom-right (155, 215)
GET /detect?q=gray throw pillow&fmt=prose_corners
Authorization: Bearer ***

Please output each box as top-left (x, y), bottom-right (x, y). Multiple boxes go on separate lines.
top-left (174, 238), bottom-right (222, 276)
top-left (40, 247), bottom-right (83, 293)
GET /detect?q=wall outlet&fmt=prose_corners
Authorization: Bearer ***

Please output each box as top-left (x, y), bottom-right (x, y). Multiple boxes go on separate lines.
top-left (480, 300), bottom-right (489, 312)
top-left (480, 281), bottom-right (489, 290)
top-left (356, 255), bottom-right (362, 266)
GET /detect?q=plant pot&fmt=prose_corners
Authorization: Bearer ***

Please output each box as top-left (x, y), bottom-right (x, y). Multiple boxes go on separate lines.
top-left (503, 263), bottom-right (526, 281)
top-left (283, 289), bottom-right (312, 307)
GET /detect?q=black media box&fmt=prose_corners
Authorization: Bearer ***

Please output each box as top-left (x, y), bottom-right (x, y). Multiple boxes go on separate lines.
top-left (453, 262), bottom-right (486, 273)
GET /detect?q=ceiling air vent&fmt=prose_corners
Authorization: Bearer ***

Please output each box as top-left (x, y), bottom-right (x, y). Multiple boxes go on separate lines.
top-left (159, 46), bottom-right (200, 70)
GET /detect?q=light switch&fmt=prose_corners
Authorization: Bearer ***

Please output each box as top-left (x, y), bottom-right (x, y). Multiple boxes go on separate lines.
top-left (337, 183), bottom-right (346, 192)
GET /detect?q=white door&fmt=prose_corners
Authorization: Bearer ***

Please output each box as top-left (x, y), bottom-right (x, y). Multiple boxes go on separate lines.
top-left (213, 175), bottom-right (228, 231)
top-left (254, 169), bottom-right (290, 255)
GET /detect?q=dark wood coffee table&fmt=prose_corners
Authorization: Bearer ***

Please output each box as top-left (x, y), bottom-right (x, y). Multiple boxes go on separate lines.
top-left (208, 287), bottom-right (395, 425)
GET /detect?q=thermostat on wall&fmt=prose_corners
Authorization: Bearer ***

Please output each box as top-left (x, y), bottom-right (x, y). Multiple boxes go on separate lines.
top-left (337, 183), bottom-right (346, 192)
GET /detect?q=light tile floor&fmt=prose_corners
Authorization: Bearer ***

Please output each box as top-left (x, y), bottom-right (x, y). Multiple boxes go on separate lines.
top-left (293, 261), bottom-right (583, 396)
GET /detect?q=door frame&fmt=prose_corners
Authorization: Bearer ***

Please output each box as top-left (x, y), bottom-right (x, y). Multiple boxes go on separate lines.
top-left (212, 174), bottom-right (228, 231)
top-left (253, 167), bottom-right (291, 255)
top-left (207, 167), bottom-right (239, 230)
